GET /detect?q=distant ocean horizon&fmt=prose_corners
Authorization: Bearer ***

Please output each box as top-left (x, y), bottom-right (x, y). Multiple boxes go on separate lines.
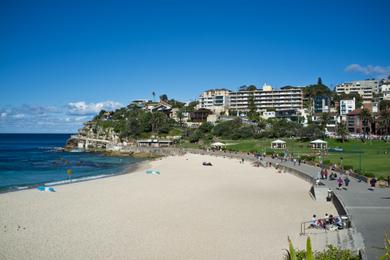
top-left (0, 133), bottom-right (142, 192)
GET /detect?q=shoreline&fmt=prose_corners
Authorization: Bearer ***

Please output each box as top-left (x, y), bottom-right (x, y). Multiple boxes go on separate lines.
top-left (0, 158), bottom-right (151, 195)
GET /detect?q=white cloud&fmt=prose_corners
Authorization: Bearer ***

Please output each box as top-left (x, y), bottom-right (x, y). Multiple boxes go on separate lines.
top-left (0, 100), bottom-right (124, 133)
top-left (345, 64), bottom-right (390, 78)
top-left (67, 100), bottom-right (123, 115)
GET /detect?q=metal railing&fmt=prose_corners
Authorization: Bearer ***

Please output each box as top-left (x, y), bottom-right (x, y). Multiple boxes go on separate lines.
top-left (300, 214), bottom-right (352, 235)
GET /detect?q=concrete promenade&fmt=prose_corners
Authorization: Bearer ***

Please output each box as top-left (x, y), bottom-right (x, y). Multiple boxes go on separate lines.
top-left (262, 156), bottom-right (390, 260)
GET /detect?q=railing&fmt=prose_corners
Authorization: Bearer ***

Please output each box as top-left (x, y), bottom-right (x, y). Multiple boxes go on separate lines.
top-left (300, 214), bottom-right (352, 235)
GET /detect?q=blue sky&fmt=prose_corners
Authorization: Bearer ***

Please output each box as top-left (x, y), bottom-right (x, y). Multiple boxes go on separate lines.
top-left (1, 0), bottom-right (390, 132)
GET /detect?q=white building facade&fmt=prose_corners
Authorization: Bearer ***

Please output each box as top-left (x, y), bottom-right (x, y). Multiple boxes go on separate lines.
top-left (229, 84), bottom-right (303, 112)
top-left (381, 80), bottom-right (390, 100)
top-left (340, 99), bottom-right (356, 116)
top-left (198, 89), bottom-right (231, 109)
top-left (336, 79), bottom-right (380, 100)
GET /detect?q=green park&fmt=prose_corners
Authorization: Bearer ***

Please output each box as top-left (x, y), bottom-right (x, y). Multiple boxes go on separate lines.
top-left (210, 138), bottom-right (390, 179)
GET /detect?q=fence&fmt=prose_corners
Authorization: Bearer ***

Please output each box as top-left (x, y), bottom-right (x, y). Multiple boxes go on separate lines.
top-left (300, 214), bottom-right (352, 235)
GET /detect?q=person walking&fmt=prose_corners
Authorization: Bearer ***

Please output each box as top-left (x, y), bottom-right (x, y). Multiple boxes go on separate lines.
top-left (344, 176), bottom-right (350, 189)
top-left (337, 176), bottom-right (343, 189)
top-left (370, 177), bottom-right (377, 189)
top-left (324, 168), bottom-right (328, 180)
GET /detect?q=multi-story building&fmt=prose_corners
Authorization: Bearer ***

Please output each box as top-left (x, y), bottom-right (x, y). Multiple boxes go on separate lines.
top-left (313, 96), bottom-right (330, 113)
top-left (228, 84), bottom-right (303, 112)
top-left (380, 79), bottom-right (390, 100)
top-left (198, 89), bottom-right (231, 109)
top-left (336, 79), bottom-right (380, 100)
top-left (340, 99), bottom-right (355, 118)
top-left (346, 109), bottom-right (362, 134)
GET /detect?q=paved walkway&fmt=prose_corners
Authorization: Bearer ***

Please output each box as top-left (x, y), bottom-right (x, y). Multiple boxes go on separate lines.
top-left (262, 157), bottom-right (390, 260)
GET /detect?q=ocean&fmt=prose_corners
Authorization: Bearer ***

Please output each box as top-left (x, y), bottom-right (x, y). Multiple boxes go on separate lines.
top-left (0, 134), bottom-right (142, 192)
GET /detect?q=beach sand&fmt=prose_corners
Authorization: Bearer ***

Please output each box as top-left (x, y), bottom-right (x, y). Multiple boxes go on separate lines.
top-left (0, 154), bottom-right (336, 259)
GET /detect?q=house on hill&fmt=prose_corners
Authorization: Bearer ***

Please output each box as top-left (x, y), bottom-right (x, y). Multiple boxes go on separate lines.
top-left (189, 108), bottom-right (212, 122)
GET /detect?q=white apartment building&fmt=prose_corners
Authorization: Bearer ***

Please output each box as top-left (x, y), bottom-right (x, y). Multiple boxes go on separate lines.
top-left (229, 84), bottom-right (303, 112)
top-left (336, 79), bottom-right (380, 100)
top-left (198, 89), bottom-right (231, 109)
top-left (340, 99), bottom-right (355, 120)
top-left (380, 80), bottom-right (390, 100)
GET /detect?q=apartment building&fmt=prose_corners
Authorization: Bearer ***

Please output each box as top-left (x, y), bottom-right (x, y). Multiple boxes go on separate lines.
top-left (198, 89), bottom-right (231, 109)
top-left (340, 99), bottom-right (355, 117)
top-left (380, 79), bottom-right (390, 100)
top-left (229, 84), bottom-right (303, 112)
top-left (313, 96), bottom-right (330, 113)
top-left (336, 79), bottom-right (380, 100)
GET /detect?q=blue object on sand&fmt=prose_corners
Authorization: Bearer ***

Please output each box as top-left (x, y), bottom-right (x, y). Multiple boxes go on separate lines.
top-left (146, 170), bottom-right (160, 175)
top-left (37, 186), bottom-right (45, 191)
top-left (37, 186), bottom-right (56, 192)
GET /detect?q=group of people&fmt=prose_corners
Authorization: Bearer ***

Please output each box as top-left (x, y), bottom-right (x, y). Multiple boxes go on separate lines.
top-left (310, 213), bottom-right (344, 230)
top-left (316, 168), bottom-right (351, 190)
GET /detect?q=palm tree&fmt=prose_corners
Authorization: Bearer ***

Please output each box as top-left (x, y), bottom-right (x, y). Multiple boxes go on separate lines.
top-left (152, 92), bottom-right (156, 102)
top-left (336, 122), bottom-right (349, 142)
top-left (379, 109), bottom-right (390, 135)
top-left (361, 108), bottom-right (373, 138)
top-left (176, 109), bottom-right (184, 127)
top-left (320, 113), bottom-right (330, 131)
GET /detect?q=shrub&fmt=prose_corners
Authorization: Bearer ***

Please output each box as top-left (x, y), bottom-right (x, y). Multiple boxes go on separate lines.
top-left (322, 159), bottom-right (331, 166)
top-left (301, 155), bottom-right (315, 161)
top-left (314, 245), bottom-right (360, 260)
top-left (343, 165), bottom-right (354, 171)
top-left (363, 172), bottom-right (375, 178)
top-left (189, 130), bottom-right (202, 143)
top-left (287, 238), bottom-right (360, 260)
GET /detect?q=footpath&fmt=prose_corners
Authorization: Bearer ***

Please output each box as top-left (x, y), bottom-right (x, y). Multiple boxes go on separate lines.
top-left (261, 156), bottom-right (390, 260)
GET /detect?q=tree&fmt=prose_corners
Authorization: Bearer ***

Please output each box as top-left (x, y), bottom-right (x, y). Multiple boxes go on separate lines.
top-left (152, 91), bottom-right (156, 102)
top-left (320, 113), bottom-right (330, 132)
top-left (246, 85), bottom-right (257, 91)
top-left (185, 101), bottom-right (199, 112)
top-left (150, 112), bottom-right (170, 133)
top-left (176, 109), bottom-right (185, 126)
top-left (198, 122), bottom-right (214, 133)
top-left (300, 124), bottom-right (323, 141)
top-left (247, 94), bottom-right (258, 121)
top-left (361, 108), bottom-right (373, 137)
top-left (168, 99), bottom-right (185, 108)
top-left (336, 122), bottom-right (349, 142)
top-left (317, 77), bottom-right (322, 85)
top-left (160, 94), bottom-right (168, 102)
top-left (379, 100), bottom-right (390, 112)
top-left (379, 109), bottom-right (390, 135)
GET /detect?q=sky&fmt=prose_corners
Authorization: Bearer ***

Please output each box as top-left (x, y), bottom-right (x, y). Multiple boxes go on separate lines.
top-left (1, 0), bottom-right (390, 133)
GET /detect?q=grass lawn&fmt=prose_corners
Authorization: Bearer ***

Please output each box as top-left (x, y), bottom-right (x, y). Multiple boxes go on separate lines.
top-left (221, 138), bottom-right (390, 178)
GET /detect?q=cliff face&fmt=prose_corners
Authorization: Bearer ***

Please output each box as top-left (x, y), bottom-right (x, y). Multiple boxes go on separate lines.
top-left (65, 121), bottom-right (120, 151)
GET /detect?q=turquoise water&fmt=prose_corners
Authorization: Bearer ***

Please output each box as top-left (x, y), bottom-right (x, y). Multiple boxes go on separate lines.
top-left (0, 134), bottom-right (142, 192)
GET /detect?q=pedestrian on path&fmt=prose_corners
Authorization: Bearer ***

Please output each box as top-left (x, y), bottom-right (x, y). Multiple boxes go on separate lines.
top-left (337, 177), bottom-right (343, 189)
top-left (344, 176), bottom-right (350, 189)
top-left (370, 177), bottom-right (377, 189)
top-left (298, 158), bottom-right (301, 165)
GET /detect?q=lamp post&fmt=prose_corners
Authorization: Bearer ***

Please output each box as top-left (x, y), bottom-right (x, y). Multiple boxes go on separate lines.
top-left (340, 156), bottom-right (344, 172)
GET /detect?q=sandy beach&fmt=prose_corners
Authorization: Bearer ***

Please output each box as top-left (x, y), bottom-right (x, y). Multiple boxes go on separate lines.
top-left (0, 153), bottom-right (336, 260)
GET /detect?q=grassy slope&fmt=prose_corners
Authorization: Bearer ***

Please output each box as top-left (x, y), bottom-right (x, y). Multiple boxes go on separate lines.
top-left (221, 138), bottom-right (390, 178)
